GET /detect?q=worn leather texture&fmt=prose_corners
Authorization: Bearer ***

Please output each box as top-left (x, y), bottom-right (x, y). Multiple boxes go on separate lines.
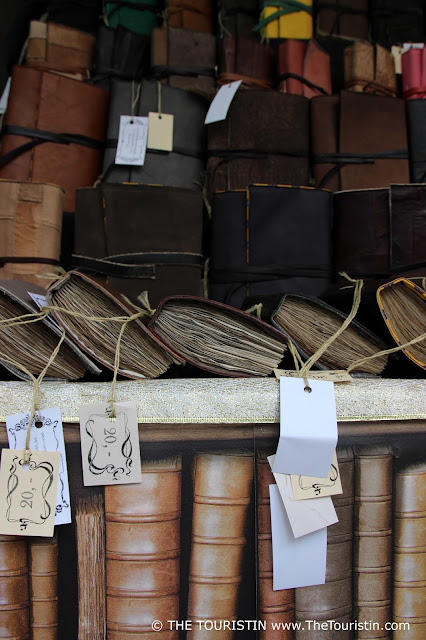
top-left (218, 36), bottom-right (274, 89)
top-left (344, 41), bottom-right (397, 97)
top-left (406, 99), bottom-right (426, 183)
top-left (401, 47), bottom-right (426, 100)
top-left (311, 91), bottom-right (409, 192)
top-left (208, 90), bottom-right (310, 193)
top-left (0, 66), bottom-right (109, 212)
top-left (167, 0), bottom-right (213, 33)
top-left (333, 184), bottom-right (426, 279)
top-left (209, 185), bottom-right (332, 308)
top-left (279, 39), bottom-right (331, 97)
top-left (103, 79), bottom-right (207, 189)
top-left (316, 0), bottom-right (369, 38)
top-left (29, 537), bottom-right (58, 640)
top-left (0, 535), bottom-right (29, 640)
top-left (74, 183), bottom-right (203, 305)
top-left (371, 0), bottom-right (424, 47)
top-left (217, 0), bottom-right (258, 36)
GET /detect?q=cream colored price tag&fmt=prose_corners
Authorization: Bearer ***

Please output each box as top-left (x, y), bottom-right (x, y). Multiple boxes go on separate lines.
top-left (0, 449), bottom-right (59, 537)
top-left (290, 452), bottom-right (342, 500)
top-left (274, 369), bottom-right (352, 383)
top-left (147, 112), bottom-right (174, 152)
top-left (79, 402), bottom-right (141, 486)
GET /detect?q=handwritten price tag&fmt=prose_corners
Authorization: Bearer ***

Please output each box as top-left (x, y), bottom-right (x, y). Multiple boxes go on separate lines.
top-left (0, 449), bottom-right (59, 537)
top-left (79, 403), bottom-right (141, 486)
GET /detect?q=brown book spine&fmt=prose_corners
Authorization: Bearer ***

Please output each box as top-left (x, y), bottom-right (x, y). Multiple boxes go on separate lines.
top-left (76, 493), bottom-right (106, 640)
top-left (105, 457), bottom-right (181, 639)
top-left (187, 451), bottom-right (253, 640)
top-left (393, 462), bottom-right (426, 640)
top-left (0, 534), bottom-right (30, 640)
top-left (256, 451), bottom-right (295, 640)
top-left (353, 447), bottom-right (393, 639)
top-left (29, 536), bottom-right (58, 640)
top-left (295, 447), bottom-right (354, 639)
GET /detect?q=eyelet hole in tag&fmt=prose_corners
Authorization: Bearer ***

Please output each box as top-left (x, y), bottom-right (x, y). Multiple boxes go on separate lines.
top-left (147, 112), bottom-right (174, 152)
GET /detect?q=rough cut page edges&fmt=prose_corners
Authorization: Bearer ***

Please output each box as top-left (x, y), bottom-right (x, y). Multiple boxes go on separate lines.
top-left (273, 377), bottom-right (337, 477)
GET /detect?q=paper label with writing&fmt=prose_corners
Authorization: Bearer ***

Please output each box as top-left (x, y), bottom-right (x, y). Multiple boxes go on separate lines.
top-left (6, 408), bottom-right (71, 525)
top-left (147, 112), bottom-right (174, 152)
top-left (0, 77), bottom-right (11, 115)
top-left (0, 449), bottom-right (60, 537)
top-left (273, 377), bottom-right (338, 478)
top-left (79, 402), bottom-right (141, 486)
top-left (270, 484), bottom-right (327, 590)
top-left (290, 451), bottom-right (342, 500)
top-left (274, 369), bottom-right (352, 383)
top-left (268, 455), bottom-right (338, 538)
top-left (115, 115), bottom-right (148, 165)
top-left (204, 80), bottom-right (242, 124)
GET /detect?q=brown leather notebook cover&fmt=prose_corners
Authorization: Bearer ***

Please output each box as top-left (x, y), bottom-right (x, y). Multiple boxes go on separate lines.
top-left (105, 457), bottom-right (182, 639)
top-left (0, 534), bottom-right (30, 640)
top-left (315, 0), bottom-right (369, 39)
top-left (354, 447), bottom-right (393, 638)
top-left (344, 41), bottom-right (397, 97)
top-left (256, 451), bottom-right (295, 640)
top-left (187, 451), bottom-right (254, 639)
top-left (167, 0), bottom-right (213, 33)
top-left (26, 20), bottom-right (95, 77)
top-left (311, 91), bottom-right (409, 192)
top-left (0, 179), bottom-right (63, 285)
top-left (0, 66), bottom-right (109, 212)
top-left (295, 448), bottom-right (354, 639)
top-left (218, 36), bottom-right (275, 89)
top-left (29, 536), bottom-right (58, 640)
top-left (278, 40), bottom-right (331, 98)
top-left (393, 462), bottom-right (426, 639)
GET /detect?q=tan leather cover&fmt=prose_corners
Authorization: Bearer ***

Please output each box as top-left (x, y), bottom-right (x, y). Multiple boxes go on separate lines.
top-left (105, 458), bottom-right (181, 637)
top-left (187, 452), bottom-right (253, 638)
top-left (29, 536), bottom-right (58, 640)
top-left (26, 20), bottom-right (95, 76)
top-left (167, 0), bottom-right (213, 33)
top-left (0, 535), bottom-right (29, 640)
top-left (0, 179), bottom-right (63, 284)
top-left (344, 41), bottom-right (397, 97)
top-left (0, 66), bottom-right (109, 212)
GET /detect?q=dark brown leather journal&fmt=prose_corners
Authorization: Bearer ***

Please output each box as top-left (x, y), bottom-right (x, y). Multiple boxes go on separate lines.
top-left (217, 0), bottom-right (258, 36)
top-left (166, 0), bottom-right (213, 33)
top-left (218, 37), bottom-right (275, 89)
top-left (315, 0), bottom-right (369, 39)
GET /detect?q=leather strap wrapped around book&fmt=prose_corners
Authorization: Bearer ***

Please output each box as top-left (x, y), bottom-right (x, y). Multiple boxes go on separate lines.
top-left (278, 72), bottom-right (328, 94)
top-left (253, 0), bottom-right (313, 33)
top-left (0, 257), bottom-right (60, 266)
top-left (73, 252), bottom-right (204, 278)
top-left (210, 264), bottom-right (332, 282)
top-left (151, 65), bottom-right (216, 79)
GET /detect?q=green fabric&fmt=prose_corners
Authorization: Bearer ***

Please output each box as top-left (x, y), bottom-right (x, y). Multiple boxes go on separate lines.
top-left (252, 0), bottom-right (313, 32)
top-left (105, 0), bottom-right (159, 36)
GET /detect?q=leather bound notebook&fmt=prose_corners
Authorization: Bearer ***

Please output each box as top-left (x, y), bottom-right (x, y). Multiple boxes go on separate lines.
top-left (46, 271), bottom-right (183, 379)
top-left (218, 37), bottom-right (275, 89)
top-left (0, 66), bottom-right (109, 212)
top-left (256, 451), bottom-right (295, 639)
top-left (377, 278), bottom-right (426, 370)
top-left (148, 295), bottom-right (287, 377)
top-left (295, 448), bottom-right (354, 639)
top-left (0, 279), bottom-right (100, 381)
top-left (217, 0), bottom-right (258, 37)
top-left (354, 447), bottom-right (393, 639)
top-left (406, 99), bottom-right (426, 183)
top-left (311, 91), bottom-right (409, 192)
top-left (166, 0), bottom-right (213, 33)
top-left (103, 79), bottom-right (207, 190)
top-left (76, 493), bottom-right (106, 640)
top-left (152, 27), bottom-right (216, 97)
top-left (25, 20), bottom-right (95, 79)
top-left (207, 91), bottom-right (310, 193)
top-left (256, 0), bottom-right (313, 40)
top-left (371, 0), bottom-right (424, 48)
top-left (187, 451), bottom-right (254, 639)
top-left (333, 185), bottom-right (426, 281)
top-left (271, 294), bottom-right (389, 374)
top-left (104, 0), bottom-right (159, 36)
top-left (315, 0), bottom-right (369, 39)
top-left (29, 536), bottom-right (58, 640)
top-left (105, 457), bottom-right (181, 639)
top-left (401, 47), bottom-right (426, 100)
top-left (0, 179), bottom-right (63, 285)
top-left (0, 534), bottom-right (30, 640)
top-left (209, 185), bottom-right (332, 309)
top-left (344, 41), bottom-right (397, 97)
top-left (393, 462), bottom-right (426, 639)
top-left (74, 184), bottom-right (204, 306)
top-left (278, 39), bottom-right (331, 98)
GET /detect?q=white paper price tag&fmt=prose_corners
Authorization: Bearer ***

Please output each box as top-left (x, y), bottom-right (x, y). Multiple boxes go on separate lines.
top-left (0, 77), bottom-right (11, 115)
top-left (204, 80), bottom-right (242, 124)
top-left (6, 408), bottom-right (71, 525)
top-left (115, 115), bottom-right (148, 165)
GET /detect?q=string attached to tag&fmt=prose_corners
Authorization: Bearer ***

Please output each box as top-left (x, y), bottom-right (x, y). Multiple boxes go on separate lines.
top-left (131, 81), bottom-right (142, 122)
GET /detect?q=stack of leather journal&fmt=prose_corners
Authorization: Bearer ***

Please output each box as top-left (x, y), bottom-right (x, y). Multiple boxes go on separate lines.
top-left (0, 279), bottom-right (100, 380)
top-left (148, 296), bottom-right (287, 377)
top-left (344, 41), bottom-right (397, 97)
top-left (217, 37), bottom-right (275, 89)
top-left (46, 271), bottom-right (182, 379)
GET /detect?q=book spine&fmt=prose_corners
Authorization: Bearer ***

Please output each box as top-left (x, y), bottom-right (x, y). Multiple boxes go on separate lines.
top-left (0, 534), bottom-right (30, 640)
top-left (393, 463), bottom-right (426, 640)
top-left (256, 451), bottom-right (295, 640)
top-left (295, 448), bottom-right (355, 640)
top-left (353, 447), bottom-right (393, 640)
top-left (29, 536), bottom-right (58, 640)
top-left (105, 457), bottom-right (182, 639)
top-left (187, 451), bottom-right (254, 640)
